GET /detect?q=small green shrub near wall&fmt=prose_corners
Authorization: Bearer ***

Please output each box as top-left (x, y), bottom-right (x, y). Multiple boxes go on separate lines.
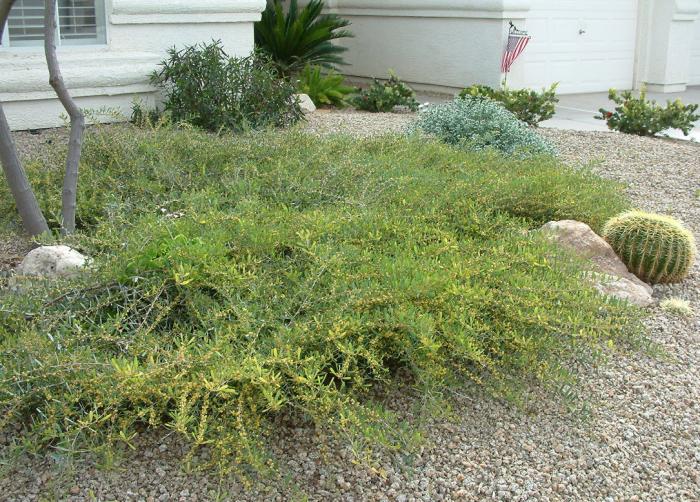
top-left (151, 41), bottom-right (302, 133)
top-left (298, 65), bottom-right (356, 108)
top-left (596, 87), bottom-right (700, 136)
top-left (353, 72), bottom-right (419, 113)
top-left (0, 126), bottom-right (639, 473)
top-left (409, 97), bottom-right (556, 157)
top-left (459, 83), bottom-right (559, 126)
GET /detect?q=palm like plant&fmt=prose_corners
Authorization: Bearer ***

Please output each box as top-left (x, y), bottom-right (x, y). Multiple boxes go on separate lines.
top-left (298, 64), bottom-right (356, 107)
top-left (255, 0), bottom-right (353, 77)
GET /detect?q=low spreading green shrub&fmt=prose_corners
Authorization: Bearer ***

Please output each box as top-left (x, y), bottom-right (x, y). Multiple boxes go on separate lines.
top-left (595, 87), bottom-right (700, 136)
top-left (0, 127), bottom-right (625, 233)
top-left (459, 83), bottom-right (559, 126)
top-left (0, 126), bottom-right (639, 473)
top-left (409, 97), bottom-right (556, 157)
top-left (151, 41), bottom-right (302, 133)
top-left (353, 72), bottom-right (419, 113)
top-left (254, 0), bottom-right (352, 77)
top-left (297, 65), bottom-right (356, 108)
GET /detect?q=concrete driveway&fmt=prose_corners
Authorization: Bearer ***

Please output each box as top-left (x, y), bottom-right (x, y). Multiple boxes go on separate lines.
top-left (541, 86), bottom-right (700, 141)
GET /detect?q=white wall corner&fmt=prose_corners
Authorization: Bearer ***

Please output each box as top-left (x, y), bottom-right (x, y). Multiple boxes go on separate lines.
top-left (636, 0), bottom-right (700, 91)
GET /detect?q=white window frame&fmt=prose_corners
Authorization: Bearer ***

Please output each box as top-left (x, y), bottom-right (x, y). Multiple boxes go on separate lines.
top-left (0, 0), bottom-right (108, 50)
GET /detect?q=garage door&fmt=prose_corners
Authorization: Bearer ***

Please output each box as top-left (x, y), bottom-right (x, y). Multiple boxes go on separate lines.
top-left (690, 19), bottom-right (700, 85)
top-left (516, 0), bottom-right (639, 94)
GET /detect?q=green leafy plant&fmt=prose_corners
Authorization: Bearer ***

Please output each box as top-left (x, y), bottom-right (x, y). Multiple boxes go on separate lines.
top-left (254, 0), bottom-right (353, 77)
top-left (150, 41), bottom-right (302, 133)
top-left (353, 72), bottom-right (419, 113)
top-left (130, 99), bottom-right (167, 128)
top-left (409, 97), bottom-right (555, 157)
top-left (1, 126), bottom-right (640, 475)
top-left (298, 65), bottom-right (356, 108)
top-left (603, 210), bottom-right (697, 284)
top-left (595, 87), bottom-right (700, 136)
top-left (459, 83), bottom-right (559, 126)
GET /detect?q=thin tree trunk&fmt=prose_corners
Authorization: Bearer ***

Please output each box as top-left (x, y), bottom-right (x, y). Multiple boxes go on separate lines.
top-left (44, 0), bottom-right (84, 235)
top-left (0, 0), bottom-right (50, 236)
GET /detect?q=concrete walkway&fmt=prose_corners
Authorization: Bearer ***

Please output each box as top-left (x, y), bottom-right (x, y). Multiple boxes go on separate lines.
top-left (417, 86), bottom-right (700, 141)
top-left (540, 86), bottom-right (700, 141)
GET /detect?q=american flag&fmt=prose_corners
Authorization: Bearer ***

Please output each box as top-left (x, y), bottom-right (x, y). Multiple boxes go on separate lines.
top-left (501, 27), bottom-right (531, 74)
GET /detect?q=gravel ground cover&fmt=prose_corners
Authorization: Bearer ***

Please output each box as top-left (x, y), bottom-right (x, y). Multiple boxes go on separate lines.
top-left (1, 114), bottom-right (699, 501)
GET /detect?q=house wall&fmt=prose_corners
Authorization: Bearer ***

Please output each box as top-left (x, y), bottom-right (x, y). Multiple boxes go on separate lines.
top-left (305, 0), bottom-right (530, 93)
top-left (690, 13), bottom-right (700, 85)
top-left (508, 0), bottom-right (639, 94)
top-left (313, 0), bottom-right (700, 94)
top-left (0, 0), bottom-right (266, 131)
top-left (635, 0), bottom-right (700, 92)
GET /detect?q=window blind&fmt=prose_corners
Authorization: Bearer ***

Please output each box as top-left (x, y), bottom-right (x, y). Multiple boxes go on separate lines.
top-left (4, 0), bottom-right (105, 47)
top-left (58, 0), bottom-right (99, 42)
top-left (7, 0), bottom-right (44, 45)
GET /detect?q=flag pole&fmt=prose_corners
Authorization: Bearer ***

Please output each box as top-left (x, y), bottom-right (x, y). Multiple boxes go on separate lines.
top-left (501, 21), bottom-right (530, 89)
top-left (503, 22), bottom-right (515, 88)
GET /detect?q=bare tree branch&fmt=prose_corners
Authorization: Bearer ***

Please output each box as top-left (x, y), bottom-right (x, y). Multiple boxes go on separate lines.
top-left (0, 0), bottom-right (13, 34)
top-left (0, 0), bottom-right (50, 236)
top-left (44, 0), bottom-right (85, 235)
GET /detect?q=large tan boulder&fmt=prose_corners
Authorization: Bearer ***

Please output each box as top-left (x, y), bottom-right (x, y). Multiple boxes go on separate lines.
top-left (540, 220), bottom-right (653, 307)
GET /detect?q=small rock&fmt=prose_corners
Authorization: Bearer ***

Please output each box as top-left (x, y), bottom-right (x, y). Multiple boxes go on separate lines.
top-left (15, 245), bottom-right (87, 278)
top-left (592, 273), bottom-right (654, 308)
top-left (296, 93), bottom-right (317, 113)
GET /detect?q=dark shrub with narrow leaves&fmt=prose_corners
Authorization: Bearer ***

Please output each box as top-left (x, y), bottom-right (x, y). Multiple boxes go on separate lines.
top-left (150, 41), bottom-right (302, 133)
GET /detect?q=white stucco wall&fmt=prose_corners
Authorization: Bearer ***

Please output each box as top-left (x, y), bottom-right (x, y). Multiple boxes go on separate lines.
top-left (690, 14), bottom-right (700, 84)
top-left (309, 0), bottom-right (530, 93)
top-left (508, 0), bottom-right (639, 94)
top-left (0, 0), bottom-right (266, 131)
top-left (317, 0), bottom-right (700, 94)
top-left (635, 0), bottom-right (700, 92)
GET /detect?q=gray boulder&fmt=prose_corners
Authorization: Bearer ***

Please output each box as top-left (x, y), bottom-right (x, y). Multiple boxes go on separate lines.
top-left (296, 93), bottom-right (316, 113)
top-left (540, 220), bottom-right (653, 307)
top-left (15, 245), bottom-right (87, 278)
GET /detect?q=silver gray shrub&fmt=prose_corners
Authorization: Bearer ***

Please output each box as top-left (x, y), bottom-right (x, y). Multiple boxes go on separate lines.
top-left (408, 97), bottom-right (556, 157)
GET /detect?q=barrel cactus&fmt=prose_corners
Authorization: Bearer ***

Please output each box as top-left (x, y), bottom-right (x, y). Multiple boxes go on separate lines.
top-left (602, 211), bottom-right (696, 284)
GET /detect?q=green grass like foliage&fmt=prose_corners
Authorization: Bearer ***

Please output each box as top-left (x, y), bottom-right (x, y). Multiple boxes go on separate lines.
top-left (459, 83), bottom-right (559, 126)
top-left (603, 210), bottom-right (696, 284)
top-left (0, 126), bottom-right (639, 473)
top-left (410, 97), bottom-right (556, 157)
